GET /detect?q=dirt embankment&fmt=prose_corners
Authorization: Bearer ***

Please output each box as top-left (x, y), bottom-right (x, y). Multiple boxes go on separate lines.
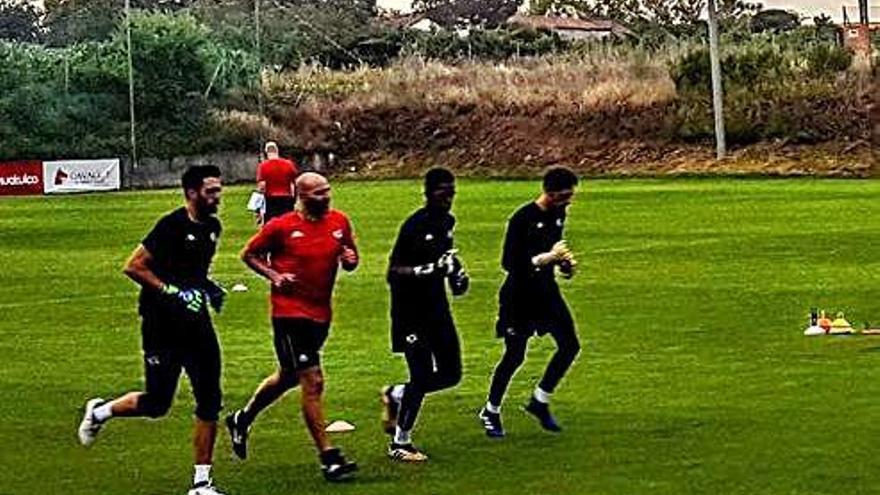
top-left (249, 60), bottom-right (877, 178)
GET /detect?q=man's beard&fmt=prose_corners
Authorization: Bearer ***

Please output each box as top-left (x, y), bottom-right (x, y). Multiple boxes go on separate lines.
top-left (304, 199), bottom-right (329, 218)
top-left (197, 201), bottom-right (218, 218)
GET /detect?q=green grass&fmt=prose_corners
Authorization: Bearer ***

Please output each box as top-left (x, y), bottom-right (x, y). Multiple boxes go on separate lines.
top-left (1, 179), bottom-right (878, 495)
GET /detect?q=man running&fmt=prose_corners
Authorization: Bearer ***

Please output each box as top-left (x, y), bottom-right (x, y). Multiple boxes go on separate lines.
top-left (479, 166), bottom-right (580, 438)
top-left (225, 172), bottom-right (359, 481)
top-left (77, 165), bottom-right (228, 495)
top-left (381, 168), bottom-right (469, 462)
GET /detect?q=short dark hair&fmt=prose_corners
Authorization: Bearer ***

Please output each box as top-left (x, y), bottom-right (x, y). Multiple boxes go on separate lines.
top-left (182, 165), bottom-right (221, 192)
top-left (424, 167), bottom-right (455, 193)
top-left (542, 166), bottom-right (578, 192)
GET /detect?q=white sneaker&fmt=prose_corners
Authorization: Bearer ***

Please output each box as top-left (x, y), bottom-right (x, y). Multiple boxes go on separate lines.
top-left (77, 398), bottom-right (105, 446)
top-left (187, 480), bottom-right (226, 495)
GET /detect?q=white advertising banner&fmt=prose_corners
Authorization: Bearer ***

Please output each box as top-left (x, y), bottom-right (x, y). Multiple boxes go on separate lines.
top-left (43, 159), bottom-right (120, 194)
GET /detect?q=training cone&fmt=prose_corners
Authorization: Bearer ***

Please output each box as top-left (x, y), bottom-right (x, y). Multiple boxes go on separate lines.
top-left (817, 311), bottom-right (832, 333)
top-left (829, 313), bottom-right (853, 335)
top-left (804, 325), bottom-right (825, 336)
top-left (804, 308), bottom-right (824, 336)
top-left (325, 420), bottom-right (356, 433)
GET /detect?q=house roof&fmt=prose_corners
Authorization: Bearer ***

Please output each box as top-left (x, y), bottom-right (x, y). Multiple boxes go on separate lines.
top-left (507, 14), bottom-right (633, 35)
top-left (378, 12), bottom-right (429, 29)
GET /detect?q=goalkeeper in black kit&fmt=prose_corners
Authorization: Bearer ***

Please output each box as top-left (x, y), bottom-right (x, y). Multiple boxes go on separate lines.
top-left (479, 166), bottom-right (580, 438)
top-left (380, 168), bottom-right (469, 462)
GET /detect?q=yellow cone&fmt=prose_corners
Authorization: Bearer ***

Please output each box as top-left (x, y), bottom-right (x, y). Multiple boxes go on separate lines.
top-left (829, 313), bottom-right (853, 335)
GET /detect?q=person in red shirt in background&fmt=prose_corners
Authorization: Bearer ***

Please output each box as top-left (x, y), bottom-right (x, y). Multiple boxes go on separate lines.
top-left (255, 141), bottom-right (299, 225)
top-left (226, 172), bottom-right (359, 481)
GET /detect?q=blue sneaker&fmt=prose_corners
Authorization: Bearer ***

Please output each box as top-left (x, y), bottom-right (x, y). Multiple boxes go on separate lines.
top-left (478, 408), bottom-right (505, 438)
top-left (524, 398), bottom-right (561, 432)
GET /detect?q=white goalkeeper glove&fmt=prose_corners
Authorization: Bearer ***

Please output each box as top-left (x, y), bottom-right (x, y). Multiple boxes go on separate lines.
top-left (412, 250), bottom-right (459, 278)
top-left (532, 240), bottom-right (572, 267)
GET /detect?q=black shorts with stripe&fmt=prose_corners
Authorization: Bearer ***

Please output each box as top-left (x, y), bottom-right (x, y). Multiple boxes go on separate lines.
top-left (496, 282), bottom-right (574, 339)
top-left (140, 311), bottom-right (222, 421)
top-left (272, 317), bottom-right (329, 373)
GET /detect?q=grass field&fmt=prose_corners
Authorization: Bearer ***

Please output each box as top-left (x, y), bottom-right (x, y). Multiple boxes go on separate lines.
top-left (1, 179), bottom-right (879, 495)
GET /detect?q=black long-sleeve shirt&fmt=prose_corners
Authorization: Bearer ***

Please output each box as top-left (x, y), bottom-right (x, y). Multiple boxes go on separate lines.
top-left (387, 206), bottom-right (456, 323)
top-left (501, 202), bottom-right (566, 291)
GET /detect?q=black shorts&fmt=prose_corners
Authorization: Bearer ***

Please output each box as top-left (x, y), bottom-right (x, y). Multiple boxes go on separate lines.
top-left (272, 317), bottom-right (329, 373)
top-left (141, 312), bottom-right (222, 421)
top-left (496, 283), bottom-right (574, 339)
top-left (391, 309), bottom-right (456, 353)
top-left (264, 196), bottom-right (295, 222)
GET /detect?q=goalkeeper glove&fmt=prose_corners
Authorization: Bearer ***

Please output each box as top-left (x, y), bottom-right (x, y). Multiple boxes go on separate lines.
top-left (447, 251), bottom-right (469, 296)
top-left (161, 284), bottom-right (205, 314)
top-left (558, 258), bottom-right (577, 279)
top-left (412, 263), bottom-right (437, 277)
top-left (449, 269), bottom-right (470, 296)
top-left (202, 279), bottom-right (227, 313)
top-left (532, 240), bottom-right (572, 267)
top-left (412, 250), bottom-right (459, 278)
top-left (436, 249), bottom-right (458, 276)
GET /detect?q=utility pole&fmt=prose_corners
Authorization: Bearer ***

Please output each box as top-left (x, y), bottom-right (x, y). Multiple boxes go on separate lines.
top-left (125, 0), bottom-right (138, 168)
top-left (254, 0), bottom-right (265, 153)
top-left (706, 0), bottom-right (726, 160)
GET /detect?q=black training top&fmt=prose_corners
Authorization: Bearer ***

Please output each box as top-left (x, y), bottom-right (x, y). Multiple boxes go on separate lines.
top-left (387, 206), bottom-right (455, 321)
top-left (501, 201), bottom-right (566, 289)
top-left (138, 207), bottom-right (222, 315)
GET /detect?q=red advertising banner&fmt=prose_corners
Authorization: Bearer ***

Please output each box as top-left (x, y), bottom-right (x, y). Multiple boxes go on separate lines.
top-left (0, 161), bottom-right (43, 196)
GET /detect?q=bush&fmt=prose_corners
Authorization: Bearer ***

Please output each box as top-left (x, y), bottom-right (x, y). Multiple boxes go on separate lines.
top-left (669, 35), bottom-right (857, 145)
top-left (804, 43), bottom-right (852, 77)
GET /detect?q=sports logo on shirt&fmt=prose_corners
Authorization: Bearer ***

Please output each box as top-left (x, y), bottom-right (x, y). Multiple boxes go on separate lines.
top-left (424, 233), bottom-right (434, 241)
top-left (536, 222), bottom-right (544, 229)
top-left (186, 234), bottom-right (196, 241)
top-left (556, 218), bottom-right (563, 227)
top-left (210, 232), bottom-right (218, 243)
top-left (447, 230), bottom-right (453, 238)
top-left (291, 230), bottom-right (304, 238)
top-left (332, 229), bottom-right (343, 239)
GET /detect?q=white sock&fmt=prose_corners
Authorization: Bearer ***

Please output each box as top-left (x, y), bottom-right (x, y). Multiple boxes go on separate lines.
top-left (193, 464), bottom-right (212, 486)
top-left (533, 387), bottom-right (552, 404)
top-left (390, 384), bottom-right (405, 403)
top-left (93, 403), bottom-right (113, 422)
top-left (394, 426), bottom-right (411, 445)
top-left (485, 401), bottom-right (500, 414)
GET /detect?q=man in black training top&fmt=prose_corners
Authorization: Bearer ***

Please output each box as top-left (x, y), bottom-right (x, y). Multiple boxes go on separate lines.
top-left (479, 166), bottom-right (580, 438)
top-left (77, 165), bottom-right (228, 495)
top-left (381, 167), bottom-right (469, 462)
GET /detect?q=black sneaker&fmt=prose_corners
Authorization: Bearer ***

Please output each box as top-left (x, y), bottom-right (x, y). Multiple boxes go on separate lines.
top-left (524, 398), bottom-right (561, 432)
top-left (478, 408), bottom-right (505, 438)
top-left (225, 410), bottom-right (249, 460)
top-left (381, 386), bottom-right (399, 435)
top-left (320, 447), bottom-right (358, 481)
top-left (387, 442), bottom-right (428, 462)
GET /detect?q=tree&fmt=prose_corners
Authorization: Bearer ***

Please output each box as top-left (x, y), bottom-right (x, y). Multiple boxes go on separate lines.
top-left (0, 0), bottom-right (43, 43)
top-left (192, 0), bottom-right (380, 69)
top-left (413, 0), bottom-right (520, 29)
top-left (750, 8), bottom-right (799, 33)
top-left (42, 0), bottom-right (199, 46)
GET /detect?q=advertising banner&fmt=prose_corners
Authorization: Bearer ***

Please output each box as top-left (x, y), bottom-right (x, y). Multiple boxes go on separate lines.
top-left (43, 159), bottom-right (120, 194)
top-left (0, 161), bottom-right (44, 196)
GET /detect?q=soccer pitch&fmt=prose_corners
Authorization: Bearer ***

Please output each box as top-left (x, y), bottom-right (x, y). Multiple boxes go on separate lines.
top-left (1, 179), bottom-right (878, 495)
